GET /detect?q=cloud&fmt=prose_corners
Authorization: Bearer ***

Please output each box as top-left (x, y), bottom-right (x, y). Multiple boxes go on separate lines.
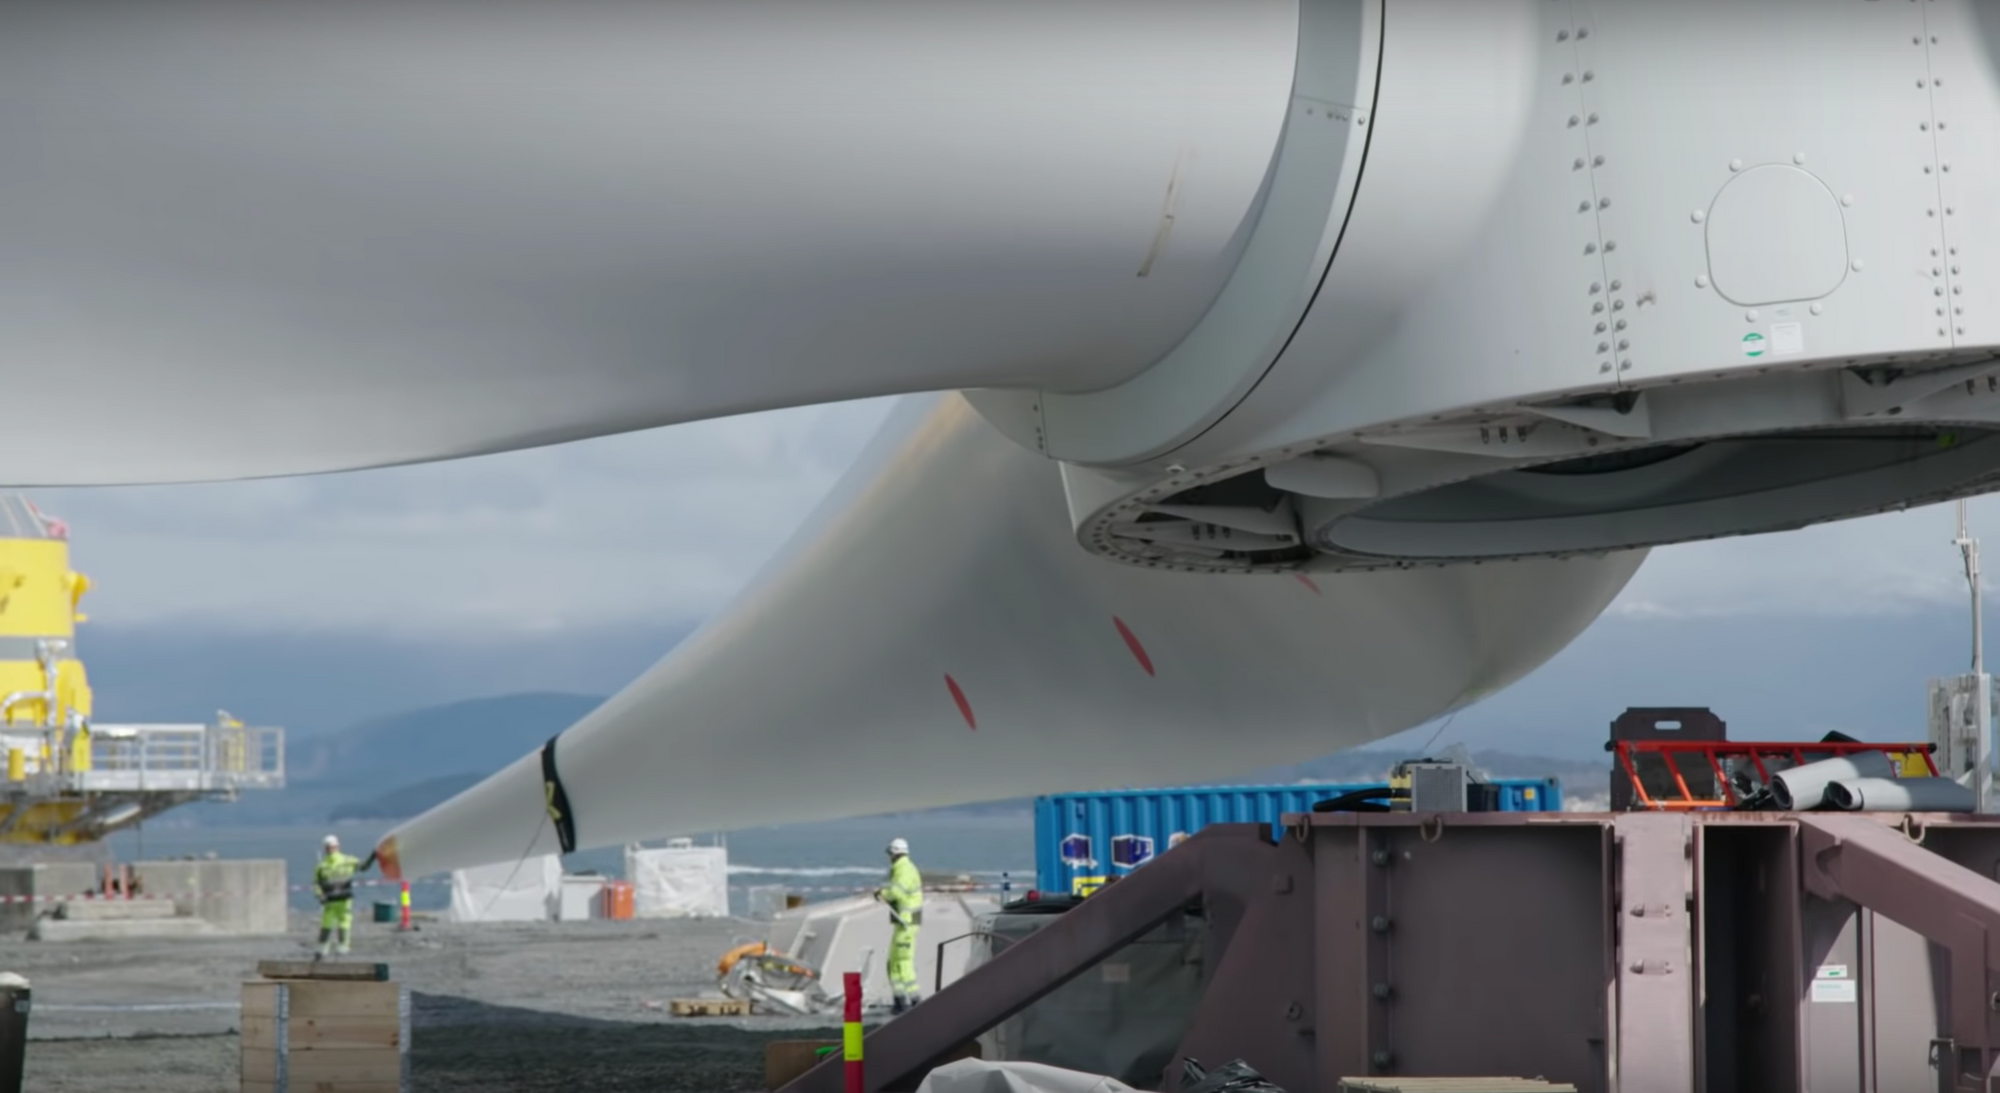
top-left (26, 393), bottom-right (2000, 637)
top-left (1610, 495), bottom-right (2000, 619)
top-left (32, 397), bottom-right (897, 637)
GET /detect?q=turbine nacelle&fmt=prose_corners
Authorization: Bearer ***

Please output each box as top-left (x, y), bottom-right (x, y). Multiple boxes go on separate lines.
top-left (963, 0), bottom-right (2000, 578)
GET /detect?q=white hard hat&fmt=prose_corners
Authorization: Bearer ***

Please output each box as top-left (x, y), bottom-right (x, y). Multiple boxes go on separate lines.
top-left (322, 834), bottom-right (340, 849)
top-left (887, 838), bottom-right (909, 856)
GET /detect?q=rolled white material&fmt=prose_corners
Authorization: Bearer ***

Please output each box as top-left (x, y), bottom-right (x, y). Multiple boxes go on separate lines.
top-left (1825, 777), bottom-right (1976, 814)
top-left (1768, 752), bottom-right (1896, 811)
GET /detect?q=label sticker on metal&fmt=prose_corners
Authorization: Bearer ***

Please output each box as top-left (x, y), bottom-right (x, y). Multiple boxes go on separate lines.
top-left (1815, 964), bottom-right (1849, 980)
top-left (1743, 331), bottom-right (1766, 358)
top-left (1811, 979), bottom-right (1857, 1004)
top-left (1771, 322), bottom-right (1805, 356)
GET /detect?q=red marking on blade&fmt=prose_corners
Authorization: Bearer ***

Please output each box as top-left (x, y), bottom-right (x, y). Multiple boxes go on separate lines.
top-left (1113, 616), bottom-right (1156, 677)
top-left (944, 674), bottom-right (976, 729)
top-left (1294, 573), bottom-right (1322, 595)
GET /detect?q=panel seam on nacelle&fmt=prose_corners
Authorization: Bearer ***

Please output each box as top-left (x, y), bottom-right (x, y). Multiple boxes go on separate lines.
top-left (986, 0), bottom-right (1382, 468)
top-left (1156, 0), bottom-right (1389, 463)
top-left (1919, 4), bottom-right (1963, 350)
top-left (1565, 1), bottom-right (1625, 385)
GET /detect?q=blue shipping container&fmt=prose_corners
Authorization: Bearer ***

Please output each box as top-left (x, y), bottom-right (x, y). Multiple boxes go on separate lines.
top-left (1032, 779), bottom-right (1563, 895)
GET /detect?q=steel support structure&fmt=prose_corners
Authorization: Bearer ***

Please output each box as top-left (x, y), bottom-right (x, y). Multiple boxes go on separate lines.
top-left (781, 812), bottom-right (2000, 1093)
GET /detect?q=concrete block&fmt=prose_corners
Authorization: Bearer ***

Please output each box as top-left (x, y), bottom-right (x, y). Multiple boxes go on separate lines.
top-left (0, 863), bottom-right (101, 933)
top-left (30, 916), bottom-right (219, 942)
top-left (55, 898), bottom-right (177, 921)
top-left (133, 858), bottom-right (287, 936)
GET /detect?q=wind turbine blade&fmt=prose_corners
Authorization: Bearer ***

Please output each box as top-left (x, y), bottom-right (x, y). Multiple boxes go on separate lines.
top-left (376, 396), bottom-right (1643, 878)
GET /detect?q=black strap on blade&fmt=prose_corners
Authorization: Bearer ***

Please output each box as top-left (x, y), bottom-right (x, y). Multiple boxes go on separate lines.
top-left (540, 735), bottom-right (578, 855)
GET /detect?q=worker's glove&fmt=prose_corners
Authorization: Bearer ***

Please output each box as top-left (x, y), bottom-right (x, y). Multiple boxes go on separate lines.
top-left (361, 852), bottom-right (377, 872)
top-left (870, 890), bottom-right (882, 903)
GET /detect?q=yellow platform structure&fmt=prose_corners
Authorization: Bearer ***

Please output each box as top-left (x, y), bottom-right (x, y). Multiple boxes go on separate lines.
top-left (0, 496), bottom-right (283, 845)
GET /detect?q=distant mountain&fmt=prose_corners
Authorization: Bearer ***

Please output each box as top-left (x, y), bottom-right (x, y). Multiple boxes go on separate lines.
top-left (82, 620), bottom-right (690, 736)
top-left (328, 773), bottom-right (485, 821)
top-left (292, 692), bottom-right (606, 789)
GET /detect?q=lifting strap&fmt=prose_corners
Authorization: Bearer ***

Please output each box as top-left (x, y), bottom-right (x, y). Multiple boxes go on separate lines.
top-left (541, 735), bottom-right (578, 854)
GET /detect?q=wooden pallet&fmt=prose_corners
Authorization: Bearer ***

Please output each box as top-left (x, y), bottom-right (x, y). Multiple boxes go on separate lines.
top-left (670, 997), bottom-right (754, 1017)
top-left (257, 960), bottom-right (390, 982)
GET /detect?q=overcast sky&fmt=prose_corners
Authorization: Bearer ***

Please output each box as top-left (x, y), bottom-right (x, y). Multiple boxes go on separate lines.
top-left (27, 399), bottom-right (2000, 637)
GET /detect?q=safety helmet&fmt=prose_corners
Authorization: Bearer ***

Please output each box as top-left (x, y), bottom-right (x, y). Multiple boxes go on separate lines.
top-left (887, 838), bottom-right (909, 856)
top-left (322, 834), bottom-right (340, 851)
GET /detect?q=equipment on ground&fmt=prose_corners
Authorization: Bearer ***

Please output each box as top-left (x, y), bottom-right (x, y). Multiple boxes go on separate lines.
top-left (717, 940), bottom-right (827, 1017)
top-left (1608, 706), bottom-right (1954, 813)
top-left (0, 973), bottom-right (26, 1093)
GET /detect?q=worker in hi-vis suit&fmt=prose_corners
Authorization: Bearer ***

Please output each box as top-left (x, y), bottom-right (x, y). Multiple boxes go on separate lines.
top-left (313, 833), bottom-right (375, 959)
top-left (873, 837), bottom-right (924, 1013)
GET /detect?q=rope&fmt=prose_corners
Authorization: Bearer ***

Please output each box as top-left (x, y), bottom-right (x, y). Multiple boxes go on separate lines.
top-left (474, 810), bottom-right (552, 922)
top-left (1415, 710), bottom-right (1459, 757)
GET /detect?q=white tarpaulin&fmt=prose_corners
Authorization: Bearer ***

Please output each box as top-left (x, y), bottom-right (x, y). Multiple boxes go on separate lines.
top-left (449, 854), bottom-right (561, 923)
top-left (625, 843), bottom-right (728, 918)
top-left (917, 1060), bottom-right (1135, 1093)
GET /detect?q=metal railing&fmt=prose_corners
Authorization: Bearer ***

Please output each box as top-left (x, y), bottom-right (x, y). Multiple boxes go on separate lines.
top-left (73, 723), bottom-right (285, 793)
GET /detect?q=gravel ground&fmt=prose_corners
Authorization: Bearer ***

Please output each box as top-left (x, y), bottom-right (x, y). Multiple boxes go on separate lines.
top-left (12, 911), bottom-right (854, 1092)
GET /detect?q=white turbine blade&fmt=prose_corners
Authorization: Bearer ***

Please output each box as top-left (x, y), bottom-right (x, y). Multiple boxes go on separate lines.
top-left (0, 1), bottom-right (1295, 484)
top-left (375, 397), bottom-right (1643, 879)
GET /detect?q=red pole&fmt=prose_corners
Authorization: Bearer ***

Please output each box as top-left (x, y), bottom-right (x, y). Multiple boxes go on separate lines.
top-left (399, 881), bottom-right (411, 931)
top-left (842, 971), bottom-right (863, 1093)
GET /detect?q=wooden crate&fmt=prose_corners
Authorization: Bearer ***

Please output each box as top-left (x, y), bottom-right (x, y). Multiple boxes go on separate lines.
top-left (764, 1041), bottom-right (840, 1089)
top-left (669, 997), bottom-right (754, 1017)
top-left (242, 976), bottom-right (409, 1093)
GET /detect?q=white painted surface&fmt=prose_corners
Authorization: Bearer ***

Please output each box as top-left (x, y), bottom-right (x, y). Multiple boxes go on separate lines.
top-left (0, 0), bottom-right (1294, 483)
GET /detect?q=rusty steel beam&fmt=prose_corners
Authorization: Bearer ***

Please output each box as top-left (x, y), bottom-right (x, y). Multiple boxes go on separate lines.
top-left (1613, 813), bottom-right (1695, 1093)
top-left (1797, 813), bottom-right (2000, 1090)
top-left (1167, 828), bottom-right (1317, 1092)
top-left (779, 824), bottom-right (1278, 1093)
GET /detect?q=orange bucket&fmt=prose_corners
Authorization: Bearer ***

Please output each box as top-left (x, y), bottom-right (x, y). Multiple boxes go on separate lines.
top-left (600, 880), bottom-right (635, 921)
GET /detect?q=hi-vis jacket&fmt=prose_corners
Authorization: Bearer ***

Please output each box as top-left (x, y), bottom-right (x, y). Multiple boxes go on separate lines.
top-left (315, 852), bottom-right (360, 904)
top-left (877, 856), bottom-right (923, 926)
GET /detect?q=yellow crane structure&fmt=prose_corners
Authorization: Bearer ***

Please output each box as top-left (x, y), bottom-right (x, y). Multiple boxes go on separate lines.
top-left (0, 496), bottom-right (283, 845)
